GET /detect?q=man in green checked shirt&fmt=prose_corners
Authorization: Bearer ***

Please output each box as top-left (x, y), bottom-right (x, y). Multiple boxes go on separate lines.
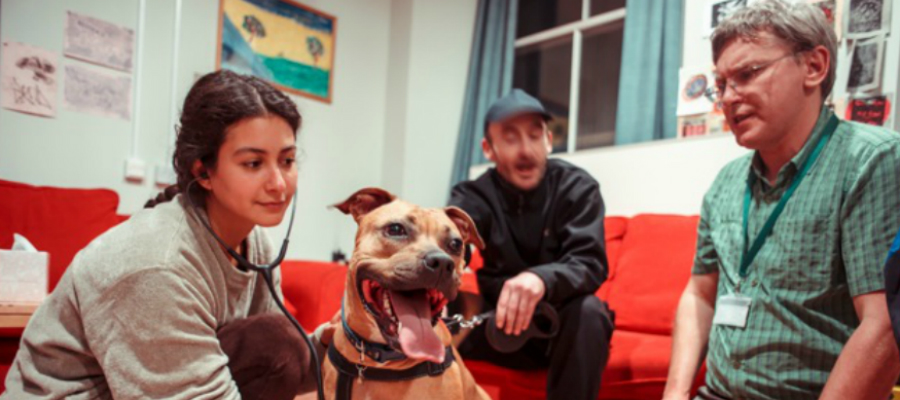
top-left (662, 1), bottom-right (900, 399)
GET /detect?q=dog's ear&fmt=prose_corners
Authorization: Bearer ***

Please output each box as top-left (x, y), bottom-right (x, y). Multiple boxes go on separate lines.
top-left (444, 206), bottom-right (485, 250)
top-left (333, 187), bottom-right (397, 223)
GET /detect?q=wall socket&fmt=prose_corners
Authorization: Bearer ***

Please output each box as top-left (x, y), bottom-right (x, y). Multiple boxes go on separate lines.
top-left (124, 158), bottom-right (146, 183)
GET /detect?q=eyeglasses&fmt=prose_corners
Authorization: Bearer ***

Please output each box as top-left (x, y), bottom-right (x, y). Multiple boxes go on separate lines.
top-left (713, 53), bottom-right (798, 101)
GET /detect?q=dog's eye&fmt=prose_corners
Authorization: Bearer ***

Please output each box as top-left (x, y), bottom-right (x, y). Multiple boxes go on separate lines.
top-left (448, 238), bottom-right (463, 254)
top-left (385, 223), bottom-right (408, 237)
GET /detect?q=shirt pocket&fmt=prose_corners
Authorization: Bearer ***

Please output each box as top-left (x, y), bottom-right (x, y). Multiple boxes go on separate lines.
top-left (764, 215), bottom-right (835, 292)
top-left (708, 215), bottom-right (742, 272)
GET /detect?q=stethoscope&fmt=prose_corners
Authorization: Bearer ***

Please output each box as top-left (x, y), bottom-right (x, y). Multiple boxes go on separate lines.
top-left (185, 179), bottom-right (325, 400)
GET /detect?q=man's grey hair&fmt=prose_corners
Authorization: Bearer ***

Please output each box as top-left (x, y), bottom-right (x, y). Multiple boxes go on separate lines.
top-left (711, 0), bottom-right (838, 99)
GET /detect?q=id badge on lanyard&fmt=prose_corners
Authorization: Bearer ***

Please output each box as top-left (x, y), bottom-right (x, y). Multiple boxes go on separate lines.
top-left (713, 294), bottom-right (752, 328)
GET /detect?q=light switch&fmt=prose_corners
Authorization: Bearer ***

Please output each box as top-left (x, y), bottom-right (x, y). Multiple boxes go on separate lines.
top-left (125, 158), bottom-right (146, 183)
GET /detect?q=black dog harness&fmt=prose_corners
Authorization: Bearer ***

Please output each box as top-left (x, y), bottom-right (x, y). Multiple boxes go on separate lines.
top-left (331, 301), bottom-right (457, 400)
top-left (327, 344), bottom-right (456, 399)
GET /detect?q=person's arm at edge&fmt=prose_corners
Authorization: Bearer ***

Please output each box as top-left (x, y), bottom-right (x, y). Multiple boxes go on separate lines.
top-left (819, 291), bottom-right (899, 400)
top-left (663, 182), bottom-right (722, 400)
top-left (662, 272), bottom-right (718, 400)
top-left (820, 138), bottom-right (900, 399)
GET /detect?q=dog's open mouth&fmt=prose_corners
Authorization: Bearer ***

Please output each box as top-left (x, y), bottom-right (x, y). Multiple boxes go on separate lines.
top-left (359, 278), bottom-right (448, 362)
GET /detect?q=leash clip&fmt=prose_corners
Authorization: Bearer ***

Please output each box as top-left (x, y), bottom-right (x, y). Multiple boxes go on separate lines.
top-left (444, 313), bottom-right (487, 329)
top-left (356, 363), bottom-right (367, 383)
top-left (356, 341), bottom-right (368, 382)
top-left (459, 314), bottom-right (485, 329)
top-left (356, 341), bottom-right (366, 363)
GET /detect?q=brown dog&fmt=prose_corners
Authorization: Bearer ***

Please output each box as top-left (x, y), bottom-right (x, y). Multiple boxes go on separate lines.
top-left (324, 188), bottom-right (490, 400)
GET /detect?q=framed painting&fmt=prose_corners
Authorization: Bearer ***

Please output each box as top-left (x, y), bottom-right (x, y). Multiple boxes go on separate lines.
top-left (217, 0), bottom-right (337, 103)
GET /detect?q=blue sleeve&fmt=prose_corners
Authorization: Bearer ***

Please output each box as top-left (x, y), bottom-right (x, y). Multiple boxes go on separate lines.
top-left (884, 228), bottom-right (900, 356)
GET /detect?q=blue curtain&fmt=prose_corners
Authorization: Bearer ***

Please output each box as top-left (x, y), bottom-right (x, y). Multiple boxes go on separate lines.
top-left (614, 0), bottom-right (684, 145)
top-left (450, 0), bottom-right (518, 187)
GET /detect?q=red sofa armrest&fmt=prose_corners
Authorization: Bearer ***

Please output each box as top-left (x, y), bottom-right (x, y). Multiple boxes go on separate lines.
top-left (0, 179), bottom-right (122, 292)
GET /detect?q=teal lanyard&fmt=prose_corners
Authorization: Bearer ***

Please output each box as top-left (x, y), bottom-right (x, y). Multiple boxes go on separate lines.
top-left (739, 114), bottom-right (838, 279)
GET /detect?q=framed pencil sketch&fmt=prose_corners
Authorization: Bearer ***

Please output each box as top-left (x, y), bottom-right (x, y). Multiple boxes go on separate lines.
top-left (845, 0), bottom-right (891, 39)
top-left (705, 0), bottom-right (748, 36)
top-left (217, 0), bottom-right (337, 103)
top-left (847, 34), bottom-right (884, 93)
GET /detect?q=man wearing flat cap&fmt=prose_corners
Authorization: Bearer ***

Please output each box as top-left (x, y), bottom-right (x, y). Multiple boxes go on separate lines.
top-left (449, 88), bottom-right (614, 400)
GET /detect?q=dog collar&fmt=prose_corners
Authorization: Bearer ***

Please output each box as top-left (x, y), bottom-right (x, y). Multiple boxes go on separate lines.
top-left (340, 299), bottom-right (409, 363)
top-left (327, 343), bottom-right (456, 400)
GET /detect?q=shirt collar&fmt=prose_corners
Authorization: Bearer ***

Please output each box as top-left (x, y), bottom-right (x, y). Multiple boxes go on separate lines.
top-left (749, 106), bottom-right (832, 190)
top-left (490, 163), bottom-right (550, 212)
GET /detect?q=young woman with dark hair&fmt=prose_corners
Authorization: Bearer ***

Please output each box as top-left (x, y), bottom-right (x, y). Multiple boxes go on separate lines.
top-left (1, 70), bottom-right (330, 400)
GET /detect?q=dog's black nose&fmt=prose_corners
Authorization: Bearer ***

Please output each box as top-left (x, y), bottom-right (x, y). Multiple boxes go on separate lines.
top-left (423, 252), bottom-right (454, 272)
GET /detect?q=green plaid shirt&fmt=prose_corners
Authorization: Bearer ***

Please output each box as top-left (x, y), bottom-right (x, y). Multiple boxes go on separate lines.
top-left (693, 108), bottom-right (900, 399)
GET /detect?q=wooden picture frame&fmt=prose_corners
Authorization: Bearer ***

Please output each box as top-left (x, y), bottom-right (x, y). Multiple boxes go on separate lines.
top-left (217, 0), bottom-right (337, 103)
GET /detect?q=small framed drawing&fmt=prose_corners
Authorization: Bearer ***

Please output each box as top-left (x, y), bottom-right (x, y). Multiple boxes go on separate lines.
top-left (847, 34), bottom-right (884, 93)
top-left (845, 0), bottom-right (891, 39)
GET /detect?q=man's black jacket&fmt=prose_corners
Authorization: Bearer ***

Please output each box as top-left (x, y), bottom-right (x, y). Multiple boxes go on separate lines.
top-left (449, 159), bottom-right (608, 307)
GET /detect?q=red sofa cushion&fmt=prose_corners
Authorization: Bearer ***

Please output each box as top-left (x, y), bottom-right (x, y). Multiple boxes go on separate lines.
top-left (467, 330), bottom-right (675, 400)
top-left (478, 331), bottom-right (672, 400)
top-left (279, 260), bottom-right (346, 330)
top-left (0, 180), bottom-right (121, 292)
top-left (465, 320), bottom-right (704, 400)
top-left (605, 214), bottom-right (699, 335)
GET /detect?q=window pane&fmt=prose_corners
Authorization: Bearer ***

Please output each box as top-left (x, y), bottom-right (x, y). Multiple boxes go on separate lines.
top-left (590, 0), bottom-right (626, 16)
top-left (513, 36), bottom-right (573, 153)
top-left (517, 0), bottom-right (582, 38)
top-left (576, 21), bottom-right (623, 150)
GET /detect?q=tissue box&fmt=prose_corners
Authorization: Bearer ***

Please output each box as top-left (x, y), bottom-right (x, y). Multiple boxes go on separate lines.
top-left (0, 250), bottom-right (49, 304)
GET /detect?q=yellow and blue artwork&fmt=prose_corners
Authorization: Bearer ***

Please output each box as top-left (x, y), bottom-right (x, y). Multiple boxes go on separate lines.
top-left (217, 0), bottom-right (336, 103)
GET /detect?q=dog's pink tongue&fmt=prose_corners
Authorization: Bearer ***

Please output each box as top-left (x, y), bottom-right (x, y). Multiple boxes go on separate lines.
top-left (390, 290), bottom-right (444, 363)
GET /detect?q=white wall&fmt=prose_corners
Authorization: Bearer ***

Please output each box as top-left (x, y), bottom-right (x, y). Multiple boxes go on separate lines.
top-left (260, 0), bottom-right (393, 260)
top-left (0, 0), bottom-right (158, 213)
top-left (381, 0), bottom-right (413, 195)
top-left (0, 0), bottom-right (395, 260)
top-left (471, 133), bottom-right (747, 216)
top-left (0, 0), bottom-right (479, 260)
top-left (383, 0), bottom-right (478, 208)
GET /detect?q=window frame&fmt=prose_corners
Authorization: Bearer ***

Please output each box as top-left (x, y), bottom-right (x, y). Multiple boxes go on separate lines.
top-left (514, 1), bottom-right (626, 153)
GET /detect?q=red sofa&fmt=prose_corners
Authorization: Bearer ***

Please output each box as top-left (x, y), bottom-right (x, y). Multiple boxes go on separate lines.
top-left (0, 179), bottom-right (704, 399)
